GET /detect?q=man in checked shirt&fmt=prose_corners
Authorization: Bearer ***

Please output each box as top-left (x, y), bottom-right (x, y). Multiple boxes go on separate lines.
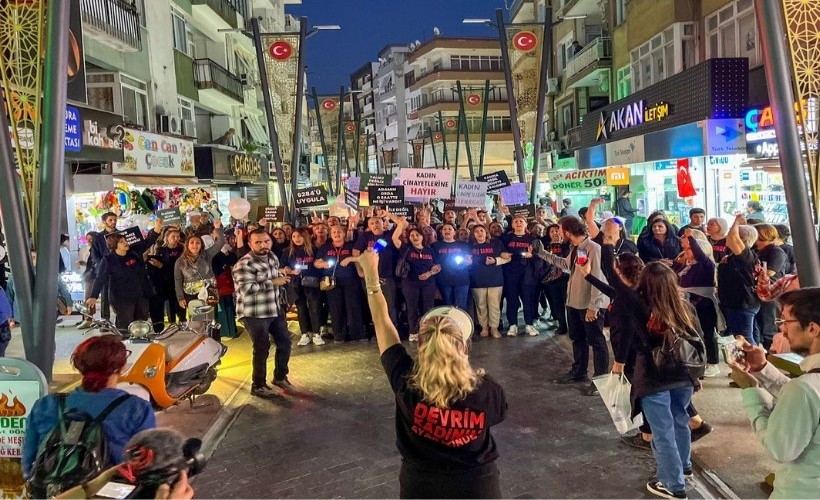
top-left (233, 229), bottom-right (297, 398)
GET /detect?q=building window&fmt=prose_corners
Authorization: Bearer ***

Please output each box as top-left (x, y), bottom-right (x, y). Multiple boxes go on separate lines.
top-left (616, 66), bottom-right (631, 100)
top-left (87, 72), bottom-right (117, 112)
top-left (449, 55), bottom-right (502, 71)
top-left (706, 0), bottom-right (760, 67)
top-left (615, 0), bottom-right (627, 25)
top-left (171, 9), bottom-right (193, 57)
top-left (560, 104), bottom-right (574, 136)
top-left (87, 72), bottom-right (149, 128)
top-left (120, 75), bottom-right (149, 128)
top-left (629, 22), bottom-right (696, 92)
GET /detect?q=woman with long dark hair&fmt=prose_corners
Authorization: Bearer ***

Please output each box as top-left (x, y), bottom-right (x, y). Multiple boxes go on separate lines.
top-left (359, 248), bottom-right (507, 498)
top-left (22, 335), bottom-right (155, 479)
top-left (470, 224), bottom-right (508, 338)
top-left (174, 222), bottom-right (225, 340)
top-left (147, 227), bottom-right (186, 332)
top-left (541, 223), bottom-right (570, 336)
top-left (283, 228), bottom-right (324, 347)
top-left (638, 219), bottom-right (681, 264)
top-left (433, 223), bottom-right (473, 310)
top-left (392, 216), bottom-right (440, 342)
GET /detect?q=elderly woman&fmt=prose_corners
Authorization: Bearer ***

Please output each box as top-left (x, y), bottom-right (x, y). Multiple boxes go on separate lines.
top-left (705, 217), bottom-right (729, 262)
top-left (717, 214), bottom-right (760, 345)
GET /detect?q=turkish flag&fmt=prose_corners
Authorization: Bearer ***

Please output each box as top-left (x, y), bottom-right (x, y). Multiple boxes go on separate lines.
top-left (676, 159), bottom-right (697, 198)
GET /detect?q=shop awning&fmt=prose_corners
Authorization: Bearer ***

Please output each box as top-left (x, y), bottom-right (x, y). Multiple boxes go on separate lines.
top-left (114, 176), bottom-right (199, 187)
top-left (244, 115), bottom-right (269, 145)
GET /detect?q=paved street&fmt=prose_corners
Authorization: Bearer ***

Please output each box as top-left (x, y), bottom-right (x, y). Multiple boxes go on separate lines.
top-left (193, 334), bottom-right (711, 499)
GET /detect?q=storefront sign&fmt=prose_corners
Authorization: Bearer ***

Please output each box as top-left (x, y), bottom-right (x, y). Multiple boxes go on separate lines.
top-left (548, 169), bottom-right (608, 191)
top-left (703, 118), bottom-right (746, 155)
top-left (398, 168), bottom-right (452, 200)
top-left (596, 100), bottom-right (671, 141)
top-left (257, 206), bottom-right (285, 223)
top-left (230, 154), bottom-right (262, 181)
top-left (156, 208), bottom-right (182, 225)
top-left (368, 185), bottom-right (404, 207)
top-left (84, 119), bottom-right (123, 150)
top-left (455, 181), bottom-right (489, 208)
top-left (0, 381), bottom-right (40, 458)
top-left (499, 183), bottom-right (528, 206)
top-left (64, 106), bottom-right (81, 153)
top-left (294, 186), bottom-right (328, 209)
top-left (606, 167), bottom-right (630, 186)
top-left (117, 128), bottom-right (194, 177)
top-left (654, 160), bottom-right (677, 170)
top-left (476, 170), bottom-right (511, 194)
top-left (745, 99), bottom-right (815, 133)
top-left (605, 136), bottom-right (645, 165)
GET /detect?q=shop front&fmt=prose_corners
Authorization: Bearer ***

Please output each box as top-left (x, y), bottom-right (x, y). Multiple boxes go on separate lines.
top-left (570, 58), bottom-right (749, 227)
top-left (194, 146), bottom-right (270, 223)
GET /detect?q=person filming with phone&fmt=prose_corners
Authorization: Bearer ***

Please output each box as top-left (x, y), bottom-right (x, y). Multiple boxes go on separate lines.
top-left (729, 287), bottom-right (820, 499)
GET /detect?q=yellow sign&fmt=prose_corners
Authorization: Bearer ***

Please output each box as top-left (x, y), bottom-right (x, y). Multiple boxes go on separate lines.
top-left (606, 167), bottom-right (631, 186)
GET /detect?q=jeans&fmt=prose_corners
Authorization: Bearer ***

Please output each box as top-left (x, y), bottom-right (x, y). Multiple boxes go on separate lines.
top-left (293, 285), bottom-right (322, 334)
top-left (503, 276), bottom-right (538, 327)
top-left (403, 280), bottom-right (436, 336)
top-left (641, 387), bottom-right (695, 493)
top-left (692, 296), bottom-right (719, 365)
top-left (439, 284), bottom-right (469, 310)
top-left (725, 306), bottom-right (760, 345)
top-left (566, 306), bottom-right (609, 378)
top-left (242, 316), bottom-right (292, 388)
top-left (327, 277), bottom-right (366, 341)
top-left (754, 301), bottom-right (778, 350)
top-left (473, 287), bottom-right (503, 332)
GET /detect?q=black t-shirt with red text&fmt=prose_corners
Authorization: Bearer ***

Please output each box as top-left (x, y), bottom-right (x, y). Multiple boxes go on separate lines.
top-left (381, 344), bottom-right (507, 469)
top-left (710, 237), bottom-right (728, 263)
top-left (432, 240), bottom-right (472, 286)
top-left (501, 233), bottom-right (536, 283)
top-left (354, 230), bottom-right (397, 279)
top-left (316, 242), bottom-right (357, 280)
top-left (402, 244), bottom-right (436, 284)
top-left (283, 246), bottom-right (319, 280)
top-left (470, 240), bottom-right (505, 288)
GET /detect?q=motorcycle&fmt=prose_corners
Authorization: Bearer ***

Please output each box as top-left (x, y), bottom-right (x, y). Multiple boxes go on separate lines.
top-left (74, 304), bottom-right (227, 408)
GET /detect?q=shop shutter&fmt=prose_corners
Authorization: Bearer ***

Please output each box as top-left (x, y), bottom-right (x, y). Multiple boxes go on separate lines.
top-left (243, 185), bottom-right (268, 222)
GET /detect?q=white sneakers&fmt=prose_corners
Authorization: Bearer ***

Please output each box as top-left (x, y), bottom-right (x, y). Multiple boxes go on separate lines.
top-left (703, 364), bottom-right (721, 378)
top-left (524, 325), bottom-right (539, 336)
top-left (312, 334), bottom-right (326, 346)
top-left (506, 325), bottom-right (518, 337)
top-left (507, 325), bottom-right (539, 336)
top-left (409, 334), bottom-right (419, 342)
top-left (297, 334), bottom-right (326, 346)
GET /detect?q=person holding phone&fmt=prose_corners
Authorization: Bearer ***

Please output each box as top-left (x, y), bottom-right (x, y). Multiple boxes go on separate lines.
top-left (282, 228), bottom-right (324, 347)
top-left (315, 225), bottom-right (365, 342)
top-left (433, 223), bottom-right (472, 310)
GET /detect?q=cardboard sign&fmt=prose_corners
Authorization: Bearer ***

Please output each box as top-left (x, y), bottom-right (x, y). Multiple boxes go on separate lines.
top-left (257, 206), bottom-right (285, 223)
top-left (392, 205), bottom-right (415, 223)
top-left (344, 188), bottom-right (360, 210)
top-left (399, 168), bottom-right (452, 200)
top-left (368, 185), bottom-right (404, 207)
top-left (455, 181), bottom-right (489, 209)
top-left (360, 173), bottom-right (392, 189)
top-left (118, 226), bottom-right (144, 246)
top-left (156, 208), bottom-right (182, 226)
top-left (294, 186), bottom-right (329, 209)
top-left (509, 204), bottom-right (536, 219)
top-left (500, 182), bottom-right (529, 206)
top-left (477, 170), bottom-right (511, 194)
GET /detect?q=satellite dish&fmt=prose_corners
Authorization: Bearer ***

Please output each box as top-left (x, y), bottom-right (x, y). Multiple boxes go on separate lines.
top-left (433, 27), bottom-right (441, 36)
top-left (415, 40), bottom-right (421, 47)
top-left (409, 42), bottom-right (417, 50)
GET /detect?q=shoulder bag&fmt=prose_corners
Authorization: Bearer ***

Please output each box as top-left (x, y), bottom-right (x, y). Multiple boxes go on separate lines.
top-left (649, 318), bottom-right (706, 380)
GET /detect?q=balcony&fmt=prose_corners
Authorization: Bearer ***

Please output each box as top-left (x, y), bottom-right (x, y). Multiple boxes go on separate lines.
top-left (193, 58), bottom-right (244, 103)
top-left (416, 94), bottom-right (509, 116)
top-left (509, 0), bottom-right (536, 23)
top-left (408, 64), bottom-right (504, 91)
top-left (558, 0), bottom-right (601, 19)
top-left (563, 37), bottom-right (612, 89)
top-left (192, 0), bottom-right (247, 30)
top-left (379, 83), bottom-right (396, 103)
top-left (80, 0), bottom-right (142, 52)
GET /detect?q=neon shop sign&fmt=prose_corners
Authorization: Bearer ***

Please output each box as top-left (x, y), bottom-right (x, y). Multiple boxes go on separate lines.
top-left (596, 100), bottom-right (671, 141)
top-left (745, 98), bottom-right (817, 134)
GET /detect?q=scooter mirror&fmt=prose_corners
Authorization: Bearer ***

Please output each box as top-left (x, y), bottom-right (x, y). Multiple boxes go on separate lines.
top-left (194, 305), bottom-right (214, 315)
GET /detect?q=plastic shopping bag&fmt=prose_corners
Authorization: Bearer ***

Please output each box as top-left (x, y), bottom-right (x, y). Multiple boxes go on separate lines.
top-left (593, 373), bottom-right (643, 435)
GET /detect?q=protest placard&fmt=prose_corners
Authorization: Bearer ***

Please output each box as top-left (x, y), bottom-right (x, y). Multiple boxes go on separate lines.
top-left (509, 204), bottom-right (536, 219)
top-left (156, 208), bottom-right (182, 225)
top-left (368, 186), bottom-right (404, 207)
top-left (257, 206), bottom-right (285, 223)
top-left (118, 226), bottom-right (144, 246)
top-left (392, 205), bottom-right (415, 223)
top-left (346, 176), bottom-right (360, 192)
top-left (500, 182), bottom-right (528, 206)
top-left (294, 186), bottom-right (328, 209)
top-left (360, 173), bottom-right (392, 189)
top-left (344, 187), bottom-right (360, 210)
top-left (477, 170), bottom-right (511, 194)
top-left (455, 181), bottom-right (488, 208)
top-left (399, 168), bottom-right (452, 200)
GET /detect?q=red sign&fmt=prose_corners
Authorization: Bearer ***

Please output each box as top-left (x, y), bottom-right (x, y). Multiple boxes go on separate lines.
top-left (321, 99), bottom-right (337, 111)
top-left (433, 132), bottom-right (442, 140)
top-left (513, 31), bottom-right (538, 52)
top-left (268, 41), bottom-right (293, 60)
top-left (344, 123), bottom-right (356, 133)
top-left (676, 159), bottom-right (697, 198)
top-left (414, 144), bottom-right (423, 151)
top-left (466, 94), bottom-right (481, 106)
top-left (445, 119), bottom-right (457, 129)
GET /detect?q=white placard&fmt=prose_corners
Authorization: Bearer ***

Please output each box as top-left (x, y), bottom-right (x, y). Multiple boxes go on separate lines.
top-left (398, 168), bottom-right (452, 200)
top-left (454, 181), bottom-right (489, 208)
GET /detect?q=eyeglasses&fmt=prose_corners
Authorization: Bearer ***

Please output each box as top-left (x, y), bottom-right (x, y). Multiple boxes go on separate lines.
top-left (774, 318), bottom-right (800, 327)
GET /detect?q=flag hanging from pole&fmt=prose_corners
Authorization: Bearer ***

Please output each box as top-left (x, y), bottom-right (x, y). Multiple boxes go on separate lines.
top-left (260, 33), bottom-right (301, 179)
top-left (410, 138), bottom-right (426, 168)
top-left (318, 96), bottom-right (340, 175)
top-left (503, 25), bottom-right (544, 150)
top-left (342, 120), bottom-right (357, 171)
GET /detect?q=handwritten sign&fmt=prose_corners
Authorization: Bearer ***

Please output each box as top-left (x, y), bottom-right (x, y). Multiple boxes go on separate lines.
top-left (118, 226), bottom-right (144, 246)
top-left (257, 206), bottom-right (285, 223)
top-left (477, 170), bottom-right (511, 194)
top-left (346, 176), bottom-right (360, 192)
top-left (294, 186), bottom-right (328, 209)
top-left (455, 181), bottom-right (488, 209)
top-left (398, 168), bottom-right (452, 200)
top-left (500, 182), bottom-right (528, 206)
top-left (156, 208), bottom-right (182, 226)
top-left (368, 186), bottom-right (404, 207)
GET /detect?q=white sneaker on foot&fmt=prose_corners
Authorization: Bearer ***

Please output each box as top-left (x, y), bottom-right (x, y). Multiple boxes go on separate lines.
top-left (297, 334), bottom-right (311, 346)
top-left (409, 333), bottom-right (419, 342)
top-left (312, 334), bottom-right (326, 345)
top-left (524, 325), bottom-right (539, 336)
top-left (506, 325), bottom-right (518, 337)
top-left (703, 364), bottom-right (721, 378)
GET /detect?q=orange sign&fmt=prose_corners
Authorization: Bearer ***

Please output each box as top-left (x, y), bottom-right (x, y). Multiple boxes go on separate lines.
top-left (606, 167), bottom-right (630, 186)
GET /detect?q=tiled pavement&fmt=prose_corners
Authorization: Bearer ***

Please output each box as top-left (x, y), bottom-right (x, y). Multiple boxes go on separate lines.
top-left (194, 334), bottom-right (710, 499)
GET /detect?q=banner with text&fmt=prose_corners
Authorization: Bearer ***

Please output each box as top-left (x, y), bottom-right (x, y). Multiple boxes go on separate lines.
top-left (115, 128), bottom-right (195, 176)
top-left (156, 208), bottom-right (182, 225)
top-left (399, 168), bottom-right (452, 200)
top-left (368, 185), bottom-right (405, 207)
top-left (547, 168), bottom-right (608, 191)
top-left (257, 206), bottom-right (286, 223)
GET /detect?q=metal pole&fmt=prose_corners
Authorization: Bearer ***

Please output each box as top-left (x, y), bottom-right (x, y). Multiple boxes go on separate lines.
top-left (428, 127), bottom-right (438, 169)
top-left (311, 87), bottom-right (334, 195)
top-left (353, 100), bottom-right (362, 175)
top-left (336, 85), bottom-right (345, 189)
top-left (456, 81), bottom-right (476, 180)
top-left (755, 0), bottom-right (820, 285)
top-left (28, 0), bottom-right (71, 378)
top-left (531, 8), bottom-right (552, 204)
top-left (438, 111), bottom-right (450, 169)
top-left (496, 8), bottom-right (526, 183)
top-left (479, 79), bottom-right (491, 177)
top-left (290, 17), bottom-right (309, 222)
top-left (251, 18), bottom-right (289, 213)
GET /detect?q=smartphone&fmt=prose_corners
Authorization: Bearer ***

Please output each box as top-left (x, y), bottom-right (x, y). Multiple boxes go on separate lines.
top-left (723, 341), bottom-right (745, 364)
top-left (576, 248), bottom-right (589, 266)
top-left (326, 258), bottom-right (336, 267)
top-left (295, 263), bottom-right (307, 271)
top-left (373, 238), bottom-right (389, 253)
top-left (453, 255), bottom-right (465, 265)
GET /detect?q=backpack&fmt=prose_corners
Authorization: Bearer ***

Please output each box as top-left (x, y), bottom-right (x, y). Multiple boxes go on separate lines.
top-left (27, 393), bottom-right (131, 498)
top-left (647, 315), bottom-right (706, 380)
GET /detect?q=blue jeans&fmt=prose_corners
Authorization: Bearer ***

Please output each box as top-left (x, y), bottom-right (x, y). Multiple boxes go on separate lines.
top-left (641, 387), bottom-right (694, 493)
top-left (725, 306), bottom-right (760, 345)
top-left (439, 284), bottom-right (469, 310)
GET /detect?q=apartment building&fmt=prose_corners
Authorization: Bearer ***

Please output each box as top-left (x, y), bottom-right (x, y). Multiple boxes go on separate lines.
top-left (375, 44), bottom-right (411, 174)
top-left (350, 61), bottom-right (380, 173)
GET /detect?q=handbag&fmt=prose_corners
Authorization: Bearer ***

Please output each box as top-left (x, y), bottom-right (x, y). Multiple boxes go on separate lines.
top-left (649, 319), bottom-right (706, 379)
top-left (395, 247), bottom-right (411, 279)
top-left (194, 269), bottom-right (219, 306)
top-left (300, 276), bottom-right (321, 288)
top-left (320, 261), bottom-right (337, 291)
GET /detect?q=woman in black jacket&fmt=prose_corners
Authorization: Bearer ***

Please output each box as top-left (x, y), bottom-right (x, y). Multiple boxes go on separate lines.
top-left (147, 227), bottom-right (185, 332)
top-left (637, 219), bottom-right (681, 263)
top-left (87, 219), bottom-right (163, 332)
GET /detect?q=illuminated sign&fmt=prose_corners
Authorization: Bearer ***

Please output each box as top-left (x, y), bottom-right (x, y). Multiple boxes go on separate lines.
top-left (596, 100), bottom-right (671, 141)
top-left (745, 98), bottom-right (817, 133)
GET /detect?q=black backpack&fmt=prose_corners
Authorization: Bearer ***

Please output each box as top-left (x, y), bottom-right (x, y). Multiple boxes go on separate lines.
top-left (27, 393), bottom-right (131, 498)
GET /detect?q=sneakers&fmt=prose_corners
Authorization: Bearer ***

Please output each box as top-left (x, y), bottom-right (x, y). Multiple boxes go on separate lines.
top-left (490, 328), bottom-right (502, 339)
top-left (480, 328), bottom-right (489, 337)
top-left (703, 364), bottom-right (721, 378)
top-left (683, 467), bottom-right (693, 479)
top-left (251, 385), bottom-right (282, 399)
top-left (409, 333), bottom-right (419, 342)
top-left (646, 480), bottom-right (687, 499)
top-left (621, 433), bottom-right (652, 451)
top-left (77, 319), bottom-right (93, 330)
top-left (312, 333), bottom-right (326, 346)
top-left (524, 325), bottom-right (539, 336)
top-left (506, 325), bottom-right (518, 337)
top-left (273, 378), bottom-right (297, 392)
top-left (297, 334), bottom-right (311, 346)
top-left (691, 421), bottom-right (713, 442)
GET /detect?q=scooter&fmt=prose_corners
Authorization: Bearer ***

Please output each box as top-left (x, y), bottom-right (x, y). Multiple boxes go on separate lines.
top-left (74, 304), bottom-right (227, 408)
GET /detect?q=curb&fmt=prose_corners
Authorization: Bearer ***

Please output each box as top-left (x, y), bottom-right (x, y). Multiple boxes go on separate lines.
top-left (200, 368), bottom-right (253, 459)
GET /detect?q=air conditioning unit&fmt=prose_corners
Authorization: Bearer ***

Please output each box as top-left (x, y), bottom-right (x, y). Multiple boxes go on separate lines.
top-left (182, 119), bottom-right (196, 138)
top-left (158, 114), bottom-right (180, 135)
top-left (546, 78), bottom-right (560, 96)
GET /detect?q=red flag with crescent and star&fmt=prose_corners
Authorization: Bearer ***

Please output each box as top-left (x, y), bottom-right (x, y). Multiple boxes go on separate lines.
top-left (676, 159), bottom-right (697, 198)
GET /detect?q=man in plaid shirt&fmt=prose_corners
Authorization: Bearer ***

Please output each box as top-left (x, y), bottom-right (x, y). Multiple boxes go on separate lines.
top-left (233, 229), bottom-right (296, 398)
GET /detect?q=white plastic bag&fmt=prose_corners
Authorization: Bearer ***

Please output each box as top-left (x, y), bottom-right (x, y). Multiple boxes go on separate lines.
top-left (593, 373), bottom-right (643, 435)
